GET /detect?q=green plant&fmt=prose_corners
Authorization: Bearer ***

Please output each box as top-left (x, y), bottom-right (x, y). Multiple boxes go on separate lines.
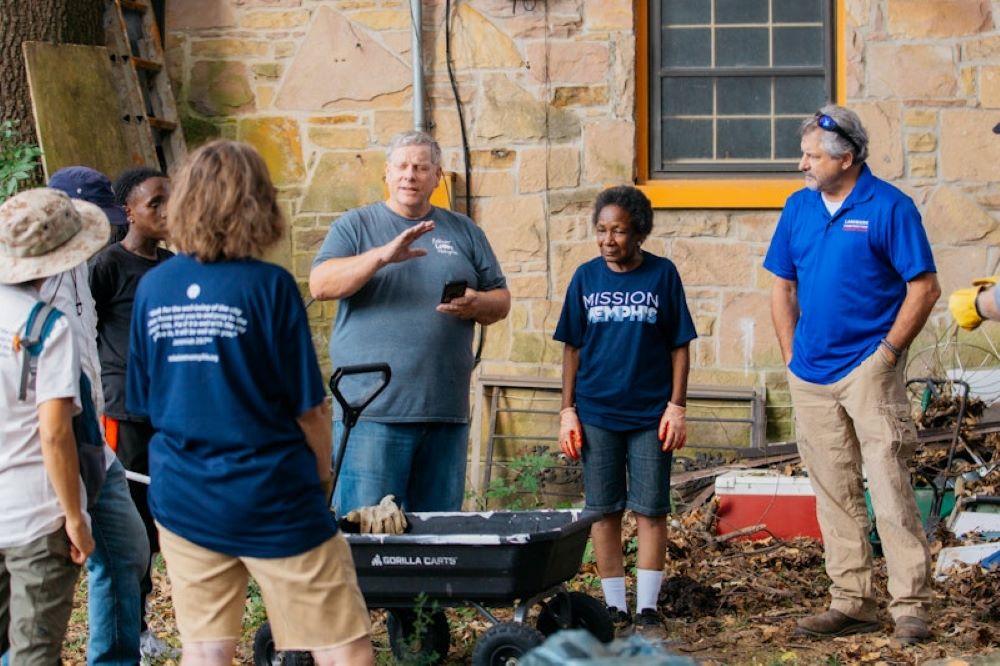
top-left (400, 592), bottom-right (442, 666)
top-left (478, 449), bottom-right (557, 510)
top-left (0, 120), bottom-right (41, 203)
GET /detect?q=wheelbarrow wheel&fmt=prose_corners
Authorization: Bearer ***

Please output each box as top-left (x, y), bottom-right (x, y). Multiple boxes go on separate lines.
top-left (471, 622), bottom-right (545, 666)
top-left (386, 608), bottom-right (450, 664)
top-left (535, 591), bottom-right (614, 643)
top-left (252, 621), bottom-right (314, 666)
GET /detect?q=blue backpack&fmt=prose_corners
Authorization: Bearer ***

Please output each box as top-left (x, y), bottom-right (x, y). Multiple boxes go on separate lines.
top-left (18, 301), bottom-right (106, 509)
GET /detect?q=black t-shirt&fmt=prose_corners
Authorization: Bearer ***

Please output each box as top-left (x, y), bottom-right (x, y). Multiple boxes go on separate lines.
top-left (89, 243), bottom-right (173, 419)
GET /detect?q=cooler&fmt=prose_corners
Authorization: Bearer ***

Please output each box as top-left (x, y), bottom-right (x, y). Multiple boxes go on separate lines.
top-left (714, 470), bottom-right (822, 541)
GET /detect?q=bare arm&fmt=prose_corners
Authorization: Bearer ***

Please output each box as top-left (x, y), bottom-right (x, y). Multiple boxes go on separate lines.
top-left (561, 345), bottom-right (580, 410)
top-left (309, 221), bottom-right (435, 301)
top-left (38, 397), bottom-right (94, 564)
top-left (436, 287), bottom-right (511, 325)
top-left (770, 277), bottom-right (799, 364)
top-left (883, 271), bottom-right (941, 363)
top-left (670, 343), bottom-right (690, 406)
top-left (297, 400), bottom-right (332, 482)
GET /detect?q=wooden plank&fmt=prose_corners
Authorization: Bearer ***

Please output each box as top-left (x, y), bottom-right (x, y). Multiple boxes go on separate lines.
top-left (23, 42), bottom-right (142, 180)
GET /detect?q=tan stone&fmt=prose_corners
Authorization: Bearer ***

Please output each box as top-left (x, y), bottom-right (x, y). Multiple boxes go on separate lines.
top-left (292, 226), bottom-right (330, 256)
top-left (507, 13), bottom-right (582, 39)
top-left (433, 4), bottom-right (522, 70)
top-left (549, 188), bottom-right (603, 215)
top-left (429, 109), bottom-right (464, 147)
top-left (188, 61), bottom-right (255, 116)
top-left (552, 86), bottom-right (609, 108)
top-left (845, 0), bottom-right (872, 29)
top-left (241, 10), bottom-right (310, 29)
top-left (910, 155), bottom-right (937, 179)
top-left (190, 39), bottom-right (270, 58)
top-left (933, 245), bottom-right (992, 301)
top-left (252, 63), bottom-right (282, 80)
top-left (553, 242), bottom-right (598, 295)
top-left (309, 115), bottom-right (360, 125)
top-left (458, 171), bottom-right (514, 197)
top-left (718, 292), bottom-right (783, 368)
top-left (476, 76), bottom-right (580, 142)
top-left (510, 331), bottom-right (562, 365)
top-left (981, 66), bottom-right (1000, 108)
top-left (256, 85), bottom-right (275, 109)
top-left (961, 66), bottom-right (977, 97)
top-left (730, 213), bottom-right (778, 243)
top-left (582, 120), bottom-right (634, 184)
top-left (941, 109), bottom-right (1000, 182)
top-left (924, 186), bottom-right (1000, 246)
top-left (670, 240), bottom-right (752, 287)
top-left (237, 118), bottom-right (304, 186)
top-left (584, 0), bottom-right (632, 30)
top-left (507, 274), bottom-right (548, 299)
top-left (651, 211), bottom-right (729, 238)
top-left (308, 127), bottom-right (370, 149)
top-left (694, 315), bottom-right (715, 337)
top-left (853, 101), bottom-right (903, 179)
top-left (518, 146), bottom-right (580, 193)
top-left (689, 368), bottom-right (759, 386)
top-left (349, 9), bottom-right (409, 30)
top-left (887, 0), bottom-right (991, 37)
top-left (526, 41), bottom-right (609, 85)
top-left (301, 150), bottom-right (384, 212)
top-left (906, 132), bottom-right (936, 152)
top-left (965, 35), bottom-right (1000, 60)
top-left (373, 110), bottom-right (414, 143)
top-left (904, 110), bottom-right (937, 127)
top-left (275, 6), bottom-right (411, 110)
top-left (610, 33), bottom-right (636, 119)
top-left (867, 44), bottom-right (956, 99)
top-left (167, 0), bottom-right (236, 29)
top-left (274, 41), bottom-right (297, 58)
top-left (472, 149), bottom-right (516, 169)
top-left (693, 339), bottom-right (716, 368)
top-left (477, 195), bottom-right (545, 263)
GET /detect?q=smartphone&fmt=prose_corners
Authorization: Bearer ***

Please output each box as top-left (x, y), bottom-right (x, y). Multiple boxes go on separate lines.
top-left (440, 280), bottom-right (468, 303)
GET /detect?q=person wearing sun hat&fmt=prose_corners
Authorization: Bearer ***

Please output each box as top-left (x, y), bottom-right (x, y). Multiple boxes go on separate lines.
top-left (0, 187), bottom-right (106, 663)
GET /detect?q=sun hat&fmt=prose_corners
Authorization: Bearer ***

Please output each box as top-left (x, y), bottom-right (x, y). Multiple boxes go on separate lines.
top-left (48, 166), bottom-right (128, 227)
top-left (0, 188), bottom-right (110, 284)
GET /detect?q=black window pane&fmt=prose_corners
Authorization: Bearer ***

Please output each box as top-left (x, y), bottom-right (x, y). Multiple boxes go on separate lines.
top-left (716, 0), bottom-right (768, 24)
top-left (662, 27), bottom-right (712, 67)
top-left (662, 77), bottom-right (714, 116)
top-left (718, 119), bottom-right (770, 159)
top-left (662, 0), bottom-right (710, 25)
top-left (773, 0), bottom-right (823, 23)
top-left (716, 28), bottom-right (769, 67)
top-left (775, 77), bottom-right (827, 115)
top-left (775, 118), bottom-right (805, 159)
top-left (717, 77), bottom-right (771, 115)
top-left (773, 27), bottom-right (824, 67)
top-left (662, 118), bottom-right (713, 161)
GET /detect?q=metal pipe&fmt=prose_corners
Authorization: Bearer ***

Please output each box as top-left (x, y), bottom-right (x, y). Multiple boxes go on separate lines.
top-left (410, 0), bottom-right (425, 131)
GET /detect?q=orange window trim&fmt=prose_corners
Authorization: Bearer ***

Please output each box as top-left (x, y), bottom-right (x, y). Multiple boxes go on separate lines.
top-left (635, 0), bottom-right (847, 210)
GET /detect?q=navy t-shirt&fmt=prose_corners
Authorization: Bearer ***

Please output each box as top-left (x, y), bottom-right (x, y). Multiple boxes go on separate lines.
top-left (126, 255), bottom-right (335, 558)
top-left (763, 165), bottom-right (937, 385)
top-left (554, 252), bottom-right (697, 431)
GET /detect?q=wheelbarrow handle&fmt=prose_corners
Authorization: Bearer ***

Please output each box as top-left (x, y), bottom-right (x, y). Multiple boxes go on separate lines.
top-left (328, 363), bottom-right (392, 428)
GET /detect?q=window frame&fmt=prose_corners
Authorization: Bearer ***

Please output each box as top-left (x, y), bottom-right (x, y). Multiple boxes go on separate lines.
top-left (635, 0), bottom-right (847, 209)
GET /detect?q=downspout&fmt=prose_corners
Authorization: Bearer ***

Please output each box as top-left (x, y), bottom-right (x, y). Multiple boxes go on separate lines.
top-left (411, 0), bottom-right (425, 131)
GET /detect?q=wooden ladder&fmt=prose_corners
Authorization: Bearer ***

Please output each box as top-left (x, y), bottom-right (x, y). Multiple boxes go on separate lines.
top-left (103, 0), bottom-right (185, 174)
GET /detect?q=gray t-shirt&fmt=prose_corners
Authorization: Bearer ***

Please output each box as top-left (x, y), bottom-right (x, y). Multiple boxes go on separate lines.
top-left (313, 203), bottom-right (506, 422)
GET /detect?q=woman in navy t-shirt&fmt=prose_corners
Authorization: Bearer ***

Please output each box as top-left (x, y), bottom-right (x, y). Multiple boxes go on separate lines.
top-left (554, 186), bottom-right (696, 640)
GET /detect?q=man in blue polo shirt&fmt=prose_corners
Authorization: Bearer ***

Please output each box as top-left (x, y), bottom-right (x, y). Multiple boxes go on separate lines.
top-left (765, 105), bottom-right (940, 645)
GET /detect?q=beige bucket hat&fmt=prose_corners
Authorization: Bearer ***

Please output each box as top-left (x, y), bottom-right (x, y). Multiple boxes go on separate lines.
top-left (0, 187), bottom-right (109, 284)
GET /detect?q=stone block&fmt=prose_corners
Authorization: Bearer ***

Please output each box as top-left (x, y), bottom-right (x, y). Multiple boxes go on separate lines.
top-left (433, 4), bottom-right (522, 70)
top-left (518, 146), bottom-right (580, 193)
top-left (292, 226), bottom-right (331, 255)
top-left (373, 110), bottom-right (414, 143)
top-left (507, 274), bottom-right (548, 299)
top-left (887, 0), bottom-right (991, 37)
top-left (301, 150), bottom-right (384, 213)
top-left (689, 368), bottom-right (759, 387)
top-left (553, 242), bottom-right (598, 296)
top-left (582, 120), bottom-right (634, 184)
top-left (867, 44), bottom-right (956, 99)
top-left (933, 245), bottom-right (991, 300)
top-left (584, 0), bottom-right (632, 30)
top-left (549, 188), bottom-right (603, 215)
top-left (730, 212), bottom-right (779, 243)
top-left (274, 41), bottom-right (297, 58)
top-left (910, 155), bottom-right (937, 179)
top-left (308, 127), bottom-right (370, 149)
top-left (718, 291), bottom-right (783, 370)
top-left (237, 117), bottom-right (305, 186)
top-left (965, 35), bottom-right (1000, 60)
top-left (981, 66), bottom-right (1000, 108)
top-left (167, 0), bottom-right (236, 30)
top-left (904, 110), bottom-right (936, 127)
top-left (670, 240), bottom-right (752, 287)
top-left (941, 109), bottom-right (1000, 182)
top-left (853, 101), bottom-right (903, 179)
top-left (509, 301), bottom-right (530, 331)
top-left (253, 63), bottom-right (282, 80)
top-left (181, 114), bottom-right (222, 148)
top-left (924, 185), bottom-right (1000, 246)
top-left (553, 86), bottom-right (609, 108)
top-left (610, 33), bottom-right (636, 119)
top-left (309, 115), bottom-right (360, 125)
top-left (526, 41), bottom-right (609, 85)
top-left (475, 75), bottom-right (580, 143)
top-left (465, 171), bottom-right (515, 197)
top-left (651, 211), bottom-right (729, 238)
top-left (510, 331), bottom-right (562, 365)
top-left (693, 339), bottom-right (715, 368)
top-left (241, 9), bottom-right (310, 29)
top-left (188, 61), bottom-right (255, 116)
top-left (477, 195), bottom-right (546, 263)
top-left (694, 315), bottom-right (715, 337)
top-left (906, 132), bottom-right (936, 152)
top-left (430, 109), bottom-right (464, 147)
top-left (472, 149), bottom-right (516, 169)
top-left (190, 39), bottom-right (271, 58)
top-left (349, 9), bottom-right (409, 30)
top-left (257, 86), bottom-right (275, 108)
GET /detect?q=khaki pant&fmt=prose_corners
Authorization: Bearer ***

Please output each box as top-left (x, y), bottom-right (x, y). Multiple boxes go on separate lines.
top-left (787, 350), bottom-right (932, 621)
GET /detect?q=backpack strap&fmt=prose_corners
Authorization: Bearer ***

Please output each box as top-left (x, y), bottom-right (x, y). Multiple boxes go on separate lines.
top-left (17, 302), bottom-right (63, 402)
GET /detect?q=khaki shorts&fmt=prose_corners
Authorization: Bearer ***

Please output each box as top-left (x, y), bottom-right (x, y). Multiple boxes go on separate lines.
top-left (157, 525), bottom-right (370, 650)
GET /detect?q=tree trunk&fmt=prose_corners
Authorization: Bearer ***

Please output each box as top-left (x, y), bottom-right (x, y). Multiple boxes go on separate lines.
top-left (0, 0), bottom-right (103, 142)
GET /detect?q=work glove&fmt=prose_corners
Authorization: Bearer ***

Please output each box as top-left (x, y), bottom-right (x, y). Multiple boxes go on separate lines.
top-left (343, 494), bottom-right (408, 534)
top-left (949, 277), bottom-right (998, 331)
top-left (559, 407), bottom-right (583, 461)
top-left (658, 402), bottom-right (687, 452)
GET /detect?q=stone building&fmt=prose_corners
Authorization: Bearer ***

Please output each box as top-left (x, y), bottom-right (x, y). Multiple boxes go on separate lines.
top-left (165, 0), bottom-right (1000, 450)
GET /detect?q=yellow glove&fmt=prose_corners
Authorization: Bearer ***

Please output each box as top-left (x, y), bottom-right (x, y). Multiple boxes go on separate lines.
top-left (343, 494), bottom-right (408, 534)
top-left (949, 277), bottom-right (998, 331)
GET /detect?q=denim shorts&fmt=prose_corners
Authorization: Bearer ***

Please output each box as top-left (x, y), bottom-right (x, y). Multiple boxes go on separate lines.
top-left (580, 424), bottom-right (672, 516)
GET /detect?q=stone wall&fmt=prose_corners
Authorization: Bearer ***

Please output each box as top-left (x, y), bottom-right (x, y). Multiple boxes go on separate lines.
top-left (165, 0), bottom-right (1000, 445)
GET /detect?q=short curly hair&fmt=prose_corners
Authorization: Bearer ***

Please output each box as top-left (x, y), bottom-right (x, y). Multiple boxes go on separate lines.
top-left (592, 186), bottom-right (653, 238)
top-left (113, 167), bottom-right (165, 207)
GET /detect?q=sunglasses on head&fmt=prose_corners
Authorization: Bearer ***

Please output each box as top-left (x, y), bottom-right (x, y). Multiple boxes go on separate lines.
top-left (815, 112), bottom-right (861, 155)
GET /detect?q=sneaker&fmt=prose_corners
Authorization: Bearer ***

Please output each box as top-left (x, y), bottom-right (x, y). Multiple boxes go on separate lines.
top-left (140, 630), bottom-right (178, 664)
top-left (607, 606), bottom-right (634, 638)
top-left (633, 608), bottom-right (668, 642)
top-left (792, 609), bottom-right (879, 639)
top-left (893, 616), bottom-right (931, 645)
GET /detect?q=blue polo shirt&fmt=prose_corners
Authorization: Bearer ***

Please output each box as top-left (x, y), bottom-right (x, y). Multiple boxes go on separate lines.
top-left (763, 165), bottom-right (936, 385)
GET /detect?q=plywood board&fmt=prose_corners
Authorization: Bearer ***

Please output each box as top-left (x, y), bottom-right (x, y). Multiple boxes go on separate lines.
top-left (23, 41), bottom-right (141, 180)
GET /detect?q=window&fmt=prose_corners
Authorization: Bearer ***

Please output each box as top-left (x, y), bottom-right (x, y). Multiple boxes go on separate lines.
top-left (636, 0), bottom-right (845, 208)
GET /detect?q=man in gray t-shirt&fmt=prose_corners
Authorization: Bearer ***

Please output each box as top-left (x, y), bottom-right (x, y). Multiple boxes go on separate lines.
top-left (310, 131), bottom-right (510, 515)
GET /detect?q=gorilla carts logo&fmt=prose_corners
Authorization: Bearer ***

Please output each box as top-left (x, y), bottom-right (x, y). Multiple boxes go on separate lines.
top-left (370, 553), bottom-right (458, 567)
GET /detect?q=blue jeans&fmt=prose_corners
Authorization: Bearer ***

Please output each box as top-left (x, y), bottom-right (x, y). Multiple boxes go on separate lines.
top-left (581, 424), bottom-right (672, 516)
top-left (332, 421), bottom-right (469, 515)
top-left (85, 458), bottom-right (150, 665)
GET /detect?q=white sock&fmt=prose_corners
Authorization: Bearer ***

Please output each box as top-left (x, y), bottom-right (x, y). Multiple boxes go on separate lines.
top-left (601, 576), bottom-right (627, 612)
top-left (636, 568), bottom-right (664, 612)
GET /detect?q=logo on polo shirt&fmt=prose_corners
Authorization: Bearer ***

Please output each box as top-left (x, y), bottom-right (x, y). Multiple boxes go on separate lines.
top-left (432, 238), bottom-right (457, 256)
top-left (843, 219), bottom-right (869, 233)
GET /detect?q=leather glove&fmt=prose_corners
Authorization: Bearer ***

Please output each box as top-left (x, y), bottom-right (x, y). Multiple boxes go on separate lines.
top-left (658, 402), bottom-right (687, 452)
top-left (343, 494), bottom-right (408, 534)
top-left (950, 277), bottom-right (998, 331)
top-left (559, 407), bottom-right (583, 460)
